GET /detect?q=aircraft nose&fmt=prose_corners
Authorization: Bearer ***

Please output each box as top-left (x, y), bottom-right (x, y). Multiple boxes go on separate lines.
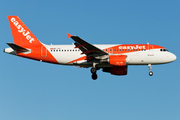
top-left (170, 53), bottom-right (177, 62)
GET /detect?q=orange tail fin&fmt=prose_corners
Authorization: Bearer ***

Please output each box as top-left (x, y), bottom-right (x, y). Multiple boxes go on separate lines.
top-left (8, 16), bottom-right (41, 47)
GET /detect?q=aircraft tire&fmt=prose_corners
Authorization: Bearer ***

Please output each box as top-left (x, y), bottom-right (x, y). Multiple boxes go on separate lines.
top-left (92, 73), bottom-right (98, 80)
top-left (91, 68), bottom-right (97, 74)
top-left (149, 71), bottom-right (153, 76)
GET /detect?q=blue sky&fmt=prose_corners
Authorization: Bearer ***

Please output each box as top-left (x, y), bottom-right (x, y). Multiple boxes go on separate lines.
top-left (0, 0), bottom-right (180, 120)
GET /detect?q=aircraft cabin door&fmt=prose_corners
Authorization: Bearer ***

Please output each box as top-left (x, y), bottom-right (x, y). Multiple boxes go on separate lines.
top-left (148, 45), bottom-right (154, 56)
top-left (41, 46), bottom-right (47, 57)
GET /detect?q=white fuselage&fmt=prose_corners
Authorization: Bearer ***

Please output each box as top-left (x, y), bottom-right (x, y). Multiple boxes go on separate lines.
top-left (44, 44), bottom-right (176, 67)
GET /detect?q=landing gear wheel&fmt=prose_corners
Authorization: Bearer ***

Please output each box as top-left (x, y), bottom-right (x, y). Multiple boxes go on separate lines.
top-left (91, 68), bottom-right (97, 74)
top-left (149, 71), bottom-right (153, 76)
top-left (148, 64), bottom-right (153, 76)
top-left (92, 73), bottom-right (98, 80)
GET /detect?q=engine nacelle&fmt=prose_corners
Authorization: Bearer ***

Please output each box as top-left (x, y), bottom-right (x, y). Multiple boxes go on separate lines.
top-left (109, 55), bottom-right (127, 66)
top-left (103, 66), bottom-right (127, 75)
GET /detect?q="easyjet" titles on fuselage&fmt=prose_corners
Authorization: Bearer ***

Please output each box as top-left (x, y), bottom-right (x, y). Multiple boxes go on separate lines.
top-left (119, 45), bottom-right (146, 50)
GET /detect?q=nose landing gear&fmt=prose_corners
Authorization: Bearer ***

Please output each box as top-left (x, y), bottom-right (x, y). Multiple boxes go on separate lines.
top-left (148, 64), bottom-right (153, 76)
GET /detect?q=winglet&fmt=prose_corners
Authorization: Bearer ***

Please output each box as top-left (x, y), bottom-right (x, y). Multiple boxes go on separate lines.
top-left (67, 33), bottom-right (73, 38)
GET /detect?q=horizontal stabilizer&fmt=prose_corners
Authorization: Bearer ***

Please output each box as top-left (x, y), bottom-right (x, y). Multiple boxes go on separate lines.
top-left (7, 43), bottom-right (29, 52)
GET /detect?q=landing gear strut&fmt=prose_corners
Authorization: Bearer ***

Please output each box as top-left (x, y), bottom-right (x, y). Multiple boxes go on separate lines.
top-left (148, 64), bottom-right (153, 76)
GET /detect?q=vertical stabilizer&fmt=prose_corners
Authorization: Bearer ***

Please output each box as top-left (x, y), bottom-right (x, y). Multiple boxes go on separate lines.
top-left (6, 16), bottom-right (58, 64)
top-left (8, 16), bottom-right (41, 47)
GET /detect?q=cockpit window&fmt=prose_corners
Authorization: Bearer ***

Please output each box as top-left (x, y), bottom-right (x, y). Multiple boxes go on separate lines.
top-left (160, 49), bottom-right (168, 52)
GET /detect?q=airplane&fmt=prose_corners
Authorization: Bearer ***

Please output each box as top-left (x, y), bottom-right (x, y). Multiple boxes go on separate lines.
top-left (4, 16), bottom-right (177, 80)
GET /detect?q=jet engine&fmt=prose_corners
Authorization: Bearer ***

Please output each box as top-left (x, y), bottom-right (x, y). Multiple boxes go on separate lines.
top-left (109, 55), bottom-right (127, 66)
top-left (101, 55), bottom-right (128, 75)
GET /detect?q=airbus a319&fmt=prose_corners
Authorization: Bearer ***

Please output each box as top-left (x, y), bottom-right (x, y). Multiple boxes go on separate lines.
top-left (4, 16), bottom-right (177, 80)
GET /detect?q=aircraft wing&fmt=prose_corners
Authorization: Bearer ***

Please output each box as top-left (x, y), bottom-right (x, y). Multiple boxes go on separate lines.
top-left (67, 33), bottom-right (108, 57)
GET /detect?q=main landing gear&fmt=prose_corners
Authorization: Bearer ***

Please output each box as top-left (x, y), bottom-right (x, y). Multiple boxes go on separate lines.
top-left (91, 62), bottom-right (98, 80)
top-left (91, 67), bottom-right (97, 80)
top-left (148, 64), bottom-right (153, 76)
